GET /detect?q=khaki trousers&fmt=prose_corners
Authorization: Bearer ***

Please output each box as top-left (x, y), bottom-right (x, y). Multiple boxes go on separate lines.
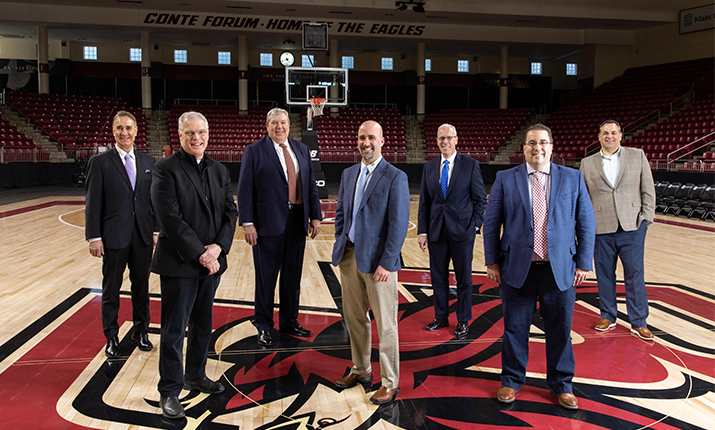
top-left (339, 245), bottom-right (400, 389)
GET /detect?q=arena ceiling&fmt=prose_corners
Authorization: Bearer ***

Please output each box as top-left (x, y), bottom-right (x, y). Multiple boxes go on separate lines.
top-left (0, 0), bottom-right (703, 60)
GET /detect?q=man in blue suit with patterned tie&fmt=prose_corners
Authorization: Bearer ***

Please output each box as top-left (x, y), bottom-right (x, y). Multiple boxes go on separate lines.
top-left (332, 120), bottom-right (410, 406)
top-left (482, 124), bottom-right (596, 410)
top-left (418, 124), bottom-right (487, 338)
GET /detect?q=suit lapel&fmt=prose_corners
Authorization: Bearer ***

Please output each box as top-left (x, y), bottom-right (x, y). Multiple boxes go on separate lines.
top-left (178, 153), bottom-right (210, 212)
top-left (516, 164), bottom-right (531, 222)
top-left (261, 137), bottom-right (288, 184)
top-left (594, 151), bottom-right (614, 190)
top-left (345, 163), bottom-right (360, 230)
top-left (446, 153), bottom-right (464, 200)
top-left (612, 147), bottom-right (628, 189)
top-left (360, 159), bottom-right (387, 211)
top-left (108, 147), bottom-right (133, 191)
top-left (548, 162), bottom-right (562, 220)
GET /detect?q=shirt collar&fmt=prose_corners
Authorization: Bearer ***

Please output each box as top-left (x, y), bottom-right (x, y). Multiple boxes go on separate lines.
top-left (272, 138), bottom-right (289, 149)
top-left (361, 156), bottom-right (383, 173)
top-left (441, 151), bottom-right (457, 165)
top-left (116, 145), bottom-right (134, 159)
top-left (600, 146), bottom-right (622, 160)
top-left (526, 162), bottom-right (551, 176)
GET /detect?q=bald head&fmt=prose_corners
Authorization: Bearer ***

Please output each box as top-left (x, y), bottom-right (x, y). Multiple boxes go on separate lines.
top-left (357, 120), bottom-right (384, 165)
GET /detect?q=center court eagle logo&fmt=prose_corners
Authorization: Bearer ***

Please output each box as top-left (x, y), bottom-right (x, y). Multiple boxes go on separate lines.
top-left (5, 266), bottom-right (713, 429)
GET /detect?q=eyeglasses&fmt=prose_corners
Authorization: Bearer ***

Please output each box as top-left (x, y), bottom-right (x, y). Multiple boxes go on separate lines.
top-left (525, 140), bottom-right (551, 147)
top-left (182, 130), bottom-right (208, 138)
top-left (438, 136), bottom-right (456, 142)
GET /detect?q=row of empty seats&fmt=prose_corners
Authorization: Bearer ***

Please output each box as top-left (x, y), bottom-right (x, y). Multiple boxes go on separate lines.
top-left (655, 182), bottom-right (715, 220)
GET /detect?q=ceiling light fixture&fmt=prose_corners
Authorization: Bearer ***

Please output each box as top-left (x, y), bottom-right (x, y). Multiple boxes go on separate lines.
top-left (395, 1), bottom-right (425, 13)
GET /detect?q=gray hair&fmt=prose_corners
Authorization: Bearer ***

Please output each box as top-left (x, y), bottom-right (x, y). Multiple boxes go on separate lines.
top-left (178, 111), bottom-right (209, 132)
top-left (438, 123), bottom-right (457, 136)
top-left (266, 107), bottom-right (290, 125)
top-left (525, 123), bottom-right (553, 144)
top-left (113, 110), bottom-right (137, 125)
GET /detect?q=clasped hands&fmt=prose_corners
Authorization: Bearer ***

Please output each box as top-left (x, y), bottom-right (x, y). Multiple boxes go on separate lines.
top-left (199, 243), bottom-right (222, 275)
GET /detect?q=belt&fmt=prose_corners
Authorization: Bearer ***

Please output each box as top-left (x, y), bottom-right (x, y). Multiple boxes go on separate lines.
top-left (531, 260), bottom-right (549, 266)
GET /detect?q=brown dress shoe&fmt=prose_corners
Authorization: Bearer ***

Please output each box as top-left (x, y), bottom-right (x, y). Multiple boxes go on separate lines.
top-left (497, 386), bottom-right (516, 403)
top-left (335, 371), bottom-right (373, 388)
top-left (370, 385), bottom-right (399, 405)
top-left (594, 318), bottom-right (616, 331)
top-left (555, 392), bottom-right (578, 409)
top-left (631, 326), bottom-right (654, 341)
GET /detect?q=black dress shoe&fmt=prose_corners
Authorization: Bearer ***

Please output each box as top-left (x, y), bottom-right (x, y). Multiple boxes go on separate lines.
top-left (131, 331), bottom-right (153, 351)
top-left (257, 329), bottom-right (273, 348)
top-left (160, 395), bottom-right (185, 419)
top-left (105, 336), bottom-right (120, 358)
top-left (454, 321), bottom-right (469, 338)
top-left (184, 377), bottom-right (225, 394)
top-left (425, 319), bottom-right (449, 331)
top-left (280, 321), bottom-right (312, 337)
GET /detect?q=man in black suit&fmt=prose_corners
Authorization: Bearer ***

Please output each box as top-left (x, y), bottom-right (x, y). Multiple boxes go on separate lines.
top-left (151, 111), bottom-right (238, 419)
top-left (85, 110), bottom-right (156, 359)
top-left (417, 124), bottom-right (487, 338)
top-left (237, 108), bottom-right (322, 348)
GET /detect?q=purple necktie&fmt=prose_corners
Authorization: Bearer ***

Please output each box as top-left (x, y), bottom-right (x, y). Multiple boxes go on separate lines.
top-left (125, 153), bottom-right (136, 190)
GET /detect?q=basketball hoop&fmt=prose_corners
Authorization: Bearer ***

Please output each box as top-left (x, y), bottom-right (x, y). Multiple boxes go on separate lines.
top-left (307, 97), bottom-right (327, 130)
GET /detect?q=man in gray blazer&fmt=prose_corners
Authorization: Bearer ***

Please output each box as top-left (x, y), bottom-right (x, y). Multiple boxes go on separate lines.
top-left (580, 120), bottom-right (656, 340)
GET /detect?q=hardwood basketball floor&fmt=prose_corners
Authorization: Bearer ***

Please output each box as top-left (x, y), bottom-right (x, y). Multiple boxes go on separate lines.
top-left (0, 185), bottom-right (713, 429)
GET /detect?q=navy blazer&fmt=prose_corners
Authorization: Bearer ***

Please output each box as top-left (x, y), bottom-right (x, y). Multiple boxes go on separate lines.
top-left (85, 147), bottom-right (156, 249)
top-left (417, 152), bottom-right (487, 241)
top-left (237, 136), bottom-right (322, 236)
top-left (482, 162), bottom-right (596, 291)
top-left (332, 159), bottom-right (410, 273)
top-left (150, 150), bottom-right (238, 278)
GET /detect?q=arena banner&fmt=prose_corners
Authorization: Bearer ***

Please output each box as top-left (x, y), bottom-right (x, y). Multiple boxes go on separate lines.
top-left (679, 4), bottom-right (715, 34)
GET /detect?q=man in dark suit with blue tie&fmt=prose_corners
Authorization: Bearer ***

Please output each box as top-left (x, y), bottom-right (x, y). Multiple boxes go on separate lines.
top-left (237, 108), bottom-right (322, 348)
top-left (482, 124), bottom-right (596, 410)
top-left (85, 110), bottom-right (156, 359)
top-left (332, 120), bottom-right (410, 406)
top-left (418, 124), bottom-right (487, 338)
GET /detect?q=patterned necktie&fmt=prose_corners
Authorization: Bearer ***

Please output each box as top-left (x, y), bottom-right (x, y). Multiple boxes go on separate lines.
top-left (124, 153), bottom-right (135, 190)
top-left (441, 159), bottom-right (449, 198)
top-left (532, 171), bottom-right (548, 260)
top-left (348, 166), bottom-right (369, 242)
top-left (279, 143), bottom-right (297, 204)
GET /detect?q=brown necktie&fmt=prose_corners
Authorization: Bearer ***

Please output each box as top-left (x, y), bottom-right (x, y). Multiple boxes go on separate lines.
top-left (279, 143), bottom-right (297, 204)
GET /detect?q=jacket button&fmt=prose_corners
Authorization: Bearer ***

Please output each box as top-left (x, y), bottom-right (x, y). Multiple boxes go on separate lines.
top-left (204, 236), bottom-right (209, 242)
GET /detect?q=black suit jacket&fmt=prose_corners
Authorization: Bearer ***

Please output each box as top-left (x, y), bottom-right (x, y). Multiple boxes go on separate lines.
top-left (85, 147), bottom-right (156, 248)
top-left (237, 136), bottom-right (322, 236)
top-left (150, 149), bottom-right (238, 278)
top-left (417, 152), bottom-right (487, 242)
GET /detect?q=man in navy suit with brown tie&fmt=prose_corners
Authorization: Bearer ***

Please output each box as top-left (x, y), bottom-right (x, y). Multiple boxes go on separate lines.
top-left (85, 110), bottom-right (156, 359)
top-left (237, 108), bottom-right (322, 348)
top-left (418, 124), bottom-right (487, 338)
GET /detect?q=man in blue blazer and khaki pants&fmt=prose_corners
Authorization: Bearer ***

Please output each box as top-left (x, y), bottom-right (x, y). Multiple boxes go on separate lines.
top-left (237, 108), bottom-right (322, 349)
top-left (482, 124), bottom-right (596, 410)
top-left (332, 120), bottom-right (410, 405)
top-left (418, 123), bottom-right (487, 338)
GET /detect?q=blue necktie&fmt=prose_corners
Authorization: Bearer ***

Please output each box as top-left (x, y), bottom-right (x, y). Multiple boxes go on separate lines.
top-left (441, 159), bottom-right (449, 198)
top-left (348, 166), bottom-right (369, 242)
top-left (125, 153), bottom-right (136, 190)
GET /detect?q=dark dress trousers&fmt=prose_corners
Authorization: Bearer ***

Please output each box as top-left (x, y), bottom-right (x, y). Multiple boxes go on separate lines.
top-left (151, 149), bottom-right (238, 397)
top-left (236, 136), bottom-right (322, 331)
top-left (85, 147), bottom-right (156, 339)
top-left (417, 152), bottom-right (487, 322)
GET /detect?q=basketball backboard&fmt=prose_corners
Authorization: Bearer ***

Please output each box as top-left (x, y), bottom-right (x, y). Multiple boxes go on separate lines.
top-left (285, 67), bottom-right (348, 106)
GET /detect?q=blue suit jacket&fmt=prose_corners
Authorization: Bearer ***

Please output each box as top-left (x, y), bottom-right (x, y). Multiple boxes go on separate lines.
top-left (237, 136), bottom-right (322, 236)
top-left (417, 152), bottom-right (487, 241)
top-left (332, 158), bottom-right (410, 274)
top-left (482, 162), bottom-right (596, 291)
